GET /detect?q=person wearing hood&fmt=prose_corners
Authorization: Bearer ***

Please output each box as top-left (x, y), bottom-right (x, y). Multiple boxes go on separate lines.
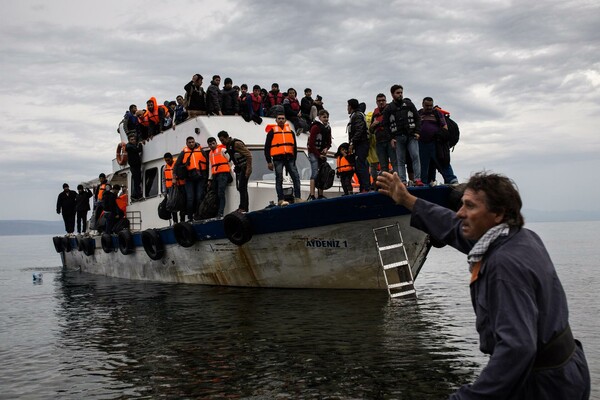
top-left (307, 109), bottom-right (332, 200)
top-left (138, 97), bottom-right (169, 139)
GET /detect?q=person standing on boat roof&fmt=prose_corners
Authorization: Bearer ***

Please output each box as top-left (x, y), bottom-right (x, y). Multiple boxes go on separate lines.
top-left (382, 84), bottom-right (423, 187)
top-left (206, 75), bottom-right (223, 116)
top-left (218, 131), bottom-right (253, 213)
top-left (56, 183), bottom-right (77, 235)
top-left (347, 98), bottom-right (370, 193)
top-left (125, 134), bottom-right (143, 200)
top-left (75, 185), bottom-right (93, 234)
top-left (175, 136), bottom-right (208, 222)
top-left (173, 95), bottom-right (188, 126)
top-left (183, 74), bottom-right (207, 119)
top-left (207, 137), bottom-right (232, 218)
top-left (377, 171), bottom-right (590, 400)
top-left (122, 104), bottom-right (139, 138)
top-left (264, 113), bottom-right (302, 206)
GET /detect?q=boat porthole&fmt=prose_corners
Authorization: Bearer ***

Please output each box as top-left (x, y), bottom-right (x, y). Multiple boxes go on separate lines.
top-left (118, 230), bottom-right (135, 255)
top-left (101, 233), bottom-right (113, 253)
top-left (173, 222), bottom-right (196, 248)
top-left (141, 229), bottom-right (164, 260)
top-left (223, 211), bottom-right (253, 246)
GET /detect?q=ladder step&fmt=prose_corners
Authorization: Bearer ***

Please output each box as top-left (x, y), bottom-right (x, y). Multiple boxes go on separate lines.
top-left (390, 289), bottom-right (416, 298)
top-left (388, 282), bottom-right (414, 289)
top-left (378, 243), bottom-right (403, 251)
top-left (383, 260), bottom-right (409, 270)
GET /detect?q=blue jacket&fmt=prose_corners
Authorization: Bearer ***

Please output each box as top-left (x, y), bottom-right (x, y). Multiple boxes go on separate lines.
top-left (411, 199), bottom-right (590, 400)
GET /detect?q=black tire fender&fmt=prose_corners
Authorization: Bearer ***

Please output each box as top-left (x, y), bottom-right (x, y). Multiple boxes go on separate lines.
top-left (173, 222), bottom-right (196, 248)
top-left (118, 230), bottom-right (135, 255)
top-left (101, 233), bottom-right (114, 253)
top-left (61, 236), bottom-right (72, 252)
top-left (52, 236), bottom-right (63, 253)
top-left (76, 235), bottom-right (85, 252)
top-left (141, 229), bottom-right (165, 260)
top-left (82, 237), bottom-right (95, 256)
top-left (223, 211), bottom-right (253, 246)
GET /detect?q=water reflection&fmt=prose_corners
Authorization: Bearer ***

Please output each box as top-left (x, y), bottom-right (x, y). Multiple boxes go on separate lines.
top-left (54, 269), bottom-right (480, 399)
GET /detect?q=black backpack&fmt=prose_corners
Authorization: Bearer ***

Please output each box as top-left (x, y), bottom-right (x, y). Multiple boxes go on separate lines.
top-left (316, 162), bottom-right (335, 190)
top-left (435, 109), bottom-right (460, 149)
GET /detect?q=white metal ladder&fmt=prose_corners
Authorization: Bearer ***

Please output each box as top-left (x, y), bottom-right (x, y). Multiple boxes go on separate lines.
top-left (373, 224), bottom-right (417, 299)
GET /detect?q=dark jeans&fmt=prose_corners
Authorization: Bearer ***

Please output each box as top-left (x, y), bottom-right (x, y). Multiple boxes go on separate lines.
top-left (340, 172), bottom-right (353, 195)
top-left (213, 173), bottom-right (229, 217)
top-left (353, 141), bottom-right (370, 192)
top-left (185, 178), bottom-right (206, 220)
top-left (76, 210), bottom-right (88, 233)
top-left (62, 212), bottom-right (76, 234)
top-left (237, 165), bottom-right (249, 211)
top-left (131, 165), bottom-right (142, 199)
top-left (376, 140), bottom-right (397, 173)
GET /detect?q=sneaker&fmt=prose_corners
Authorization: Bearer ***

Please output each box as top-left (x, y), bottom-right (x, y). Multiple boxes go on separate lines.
top-left (414, 179), bottom-right (424, 187)
top-left (277, 200), bottom-right (289, 207)
top-left (307, 195), bottom-right (316, 201)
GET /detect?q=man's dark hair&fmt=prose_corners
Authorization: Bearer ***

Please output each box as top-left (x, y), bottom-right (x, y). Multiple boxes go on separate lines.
top-left (347, 98), bottom-right (359, 110)
top-left (113, 184), bottom-right (121, 191)
top-left (390, 84), bottom-right (404, 94)
top-left (466, 172), bottom-right (525, 228)
top-left (318, 109), bottom-right (329, 117)
top-left (271, 83), bottom-right (279, 89)
top-left (164, 152), bottom-right (173, 159)
top-left (207, 137), bottom-right (217, 144)
top-left (224, 77), bottom-right (232, 85)
top-left (217, 130), bottom-right (229, 139)
top-left (99, 173), bottom-right (106, 179)
top-left (77, 184), bottom-right (84, 190)
top-left (129, 104), bottom-right (137, 112)
top-left (194, 74), bottom-right (203, 80)
top-left (304, 88), bottom-right (311, 94)
top-left (423, 96), bottom-right (434, 103)
top-left (212, 75), bottom-right (220, 81)
top-left (376, 93), bottom-right (386, 99)
top-left (253, 84), bottom-right (261, 90)
top-left (241, 84), bottom-right (248, 90)
top-left (186, 136), bottom-right (195, 142)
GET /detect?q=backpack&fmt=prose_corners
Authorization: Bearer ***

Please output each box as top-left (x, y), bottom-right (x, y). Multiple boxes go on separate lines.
top-left (435, 109), bottom-right (460, 149)
top-left (316, 162), bottom-right (335, 190)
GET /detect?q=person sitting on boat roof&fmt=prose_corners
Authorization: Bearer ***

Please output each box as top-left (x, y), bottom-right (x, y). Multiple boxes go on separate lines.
top-left (264, 113), bottom-right (303, 206)
top-left (137, 97), bottom-right (170, 140)
top-left (309, 94), bottom-right (323, 122)
top-left (122, 104), bottom-right (139, 138)
top-left (184, 74), bottom-right (207, 119)
top-left (266, 83), bottom-right (284, 117)
top-left (175, 136), bottom-right (208, 222)
top-left (207, 137), bottom-right (232, 218)
top-left (125, 134), bottom-right (143, 200)
top-left (220, 77), bottom-right (239, 116)
top-left (283, 88), bottom-right (308, 135)
top-left (307, 109), bottom-right (332, 201)
top-left (206, 75), bottom-right (223, 116)
top-left (243, 84), bottom-right (264, 123)
top-left (173, 95), bottom-right (188, 126)
top-left (335, 143), bottom-right (354, 196)
top-left (57, 183), bottom-right (77, 235)
top-left (163, 152), bottom-right (185, 223)
top-left (218, 130), bottom-right (253, 213)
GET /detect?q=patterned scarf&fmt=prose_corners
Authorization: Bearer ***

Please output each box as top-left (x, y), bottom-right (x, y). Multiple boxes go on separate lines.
top-left (467, 223), bottom-right (509, 272)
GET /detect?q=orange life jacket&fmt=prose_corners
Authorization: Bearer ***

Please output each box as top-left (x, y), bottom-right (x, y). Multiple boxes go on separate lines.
top-left (182, 146), bottom-right (208, 171)
top-left (269, 124), bottom-right (295, 157)
top-left (165, 161), bottom-right (185, 188)
top-left (210, 144), bottom-right (231, 175)
top-left (336, 156), bottom-right (353, 173)
top-left (97, 183), bottom-right (107, 201)
top-left (116, 194), bottom-right (128, 214)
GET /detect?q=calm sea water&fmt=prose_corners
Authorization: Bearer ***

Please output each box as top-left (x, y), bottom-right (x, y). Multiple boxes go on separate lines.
top-left (0, 221), bottom-right (598, 399)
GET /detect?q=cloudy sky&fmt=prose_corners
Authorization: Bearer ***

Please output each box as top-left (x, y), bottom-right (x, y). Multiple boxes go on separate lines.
top-left (1, 0), bottom-right (599, 221)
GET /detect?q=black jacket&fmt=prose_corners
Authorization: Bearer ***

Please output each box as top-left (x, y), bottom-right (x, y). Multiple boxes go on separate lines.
top-left (382, 98), bottom-right (421, 137)
top-left (57, 190), bottom-right (77, 214)
top-left (347, 111), bottom-right (368, 145)
top-left (75, 189), bottom-right (93, 212)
